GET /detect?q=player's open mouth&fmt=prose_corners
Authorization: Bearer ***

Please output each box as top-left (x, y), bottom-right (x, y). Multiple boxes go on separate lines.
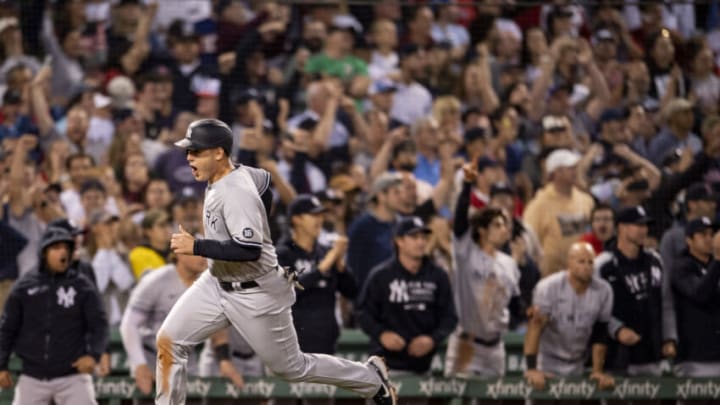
top-left (190, 165), bottom-right (198, 176)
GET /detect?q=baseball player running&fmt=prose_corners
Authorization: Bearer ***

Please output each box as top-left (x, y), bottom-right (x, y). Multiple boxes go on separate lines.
top-left (157, 119), bottom-right (396, 405)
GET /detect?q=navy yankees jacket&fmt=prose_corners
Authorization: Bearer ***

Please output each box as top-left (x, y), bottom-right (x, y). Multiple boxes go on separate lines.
top-left (671, 252), bottom-right (720, 363)
top-left (596, 244), bottom-right (676, 370)
top-left (0, 238), bottom-right (108, 379)
top-left (277, 236), bottom-right (358, 354)
top-left (357, 256), bottom-right (457, 373)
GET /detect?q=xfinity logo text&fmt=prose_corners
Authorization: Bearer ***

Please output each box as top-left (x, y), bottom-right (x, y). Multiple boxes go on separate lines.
top-left (486, 379), bottom-right (533, 399)
top-left (613, 380), bottom-right (660, 400)
top-left (548, 379), bottom-right (596, 399)
top-left (676, 380), bottom-right (720, 399)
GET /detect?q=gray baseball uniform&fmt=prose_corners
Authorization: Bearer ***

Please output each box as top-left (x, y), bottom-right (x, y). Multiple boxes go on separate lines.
top-left (445, 233), bottom-right (520, 377)
top-left (156, 166), bottom-right (382, 404)
top-left (120, 265), bottom-right (198, 375)
top-left (533, 271), bottom-right (613, 376)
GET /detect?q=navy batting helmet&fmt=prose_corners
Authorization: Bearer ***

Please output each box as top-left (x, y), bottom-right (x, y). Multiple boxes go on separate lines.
top-left (174, 119), bottom-right (233, 156)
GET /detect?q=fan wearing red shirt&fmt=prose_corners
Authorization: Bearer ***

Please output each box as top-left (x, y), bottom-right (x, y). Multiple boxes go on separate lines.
top-left (580, 203), bottom-right (615, 255)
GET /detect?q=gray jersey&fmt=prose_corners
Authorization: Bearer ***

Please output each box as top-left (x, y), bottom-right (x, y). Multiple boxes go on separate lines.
top-left (534, 271), bottom-right (613, 365)
top-left (202, 165), bottom-right (278, 282)
top-left (127, 265), bottom-right (187, 351)
top-left (452, 232), bottom-right (520, 340)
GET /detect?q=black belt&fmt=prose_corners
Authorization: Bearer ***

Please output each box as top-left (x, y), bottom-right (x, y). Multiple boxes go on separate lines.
top-left (459, 332), bottom-right (500, 347)
top-left (220, 280), bottom-right (259, 292)
top-left (232, 350), bottom-right (256, 360)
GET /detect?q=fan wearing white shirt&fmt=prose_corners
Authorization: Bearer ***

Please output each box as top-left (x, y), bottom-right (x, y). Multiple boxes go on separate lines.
top-left (390, 45), bottom-right (433, 126)
top-left (368, 19), bottom-right (400, 81)
top-left (431, 2), bottom-right (470, 60)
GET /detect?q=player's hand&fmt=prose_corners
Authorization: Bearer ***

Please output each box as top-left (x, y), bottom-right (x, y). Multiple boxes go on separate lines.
top-left (524, 369), bottom-right (548, 390)
top-left (616, 327), bottom-right (641, 346)
top-left (407, 335), bottom-right (435, 357)
top-left (0, 370), bottom-right (12, 388)
top-left (379, 331), bottom-right (406, 352)
top-left (134, 364), bottom-right (154, 395)
top-left (332, 236), bottom-right (349, 258)
top-left (72, 355), bottom-right (96, 374)
top-left (96, 353), bottom-right (111, 377)
top-left (171, 225), bottom-right (195, 255)
top-left (662, 341), bottom-right (677, 359)
top-left (219, 360), bottom-right (245, 388)
top-left (17, 134), bottom-right (38, 151)
top-left (590, 371), bottom-right (615, 390)
top-left (462, 162), bottom-right (478, 183)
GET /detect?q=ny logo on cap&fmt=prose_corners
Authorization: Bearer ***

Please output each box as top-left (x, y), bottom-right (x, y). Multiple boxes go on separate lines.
top-left (413, 217), bottom-right (423, 227)
top-left (636, 206), bottom-right (646, 216)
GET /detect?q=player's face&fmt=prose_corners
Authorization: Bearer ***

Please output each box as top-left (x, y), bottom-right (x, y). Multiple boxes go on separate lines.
top-left (45, 242), bottom-right (72, 273)
top-left (687, 229), bottom-right (714, 257)
top-left (486, 216), bottom-right (510, 248)
top-left (567, 245), bottom-right (595, 284)
top-left (396, 232), bottom-right (429, 260)
top-left (621, 223), bottom-right (648, 246)
top-left (186, 148), bottom-right (221, 182)
top-left (293, 213), bottom-right (323, 238)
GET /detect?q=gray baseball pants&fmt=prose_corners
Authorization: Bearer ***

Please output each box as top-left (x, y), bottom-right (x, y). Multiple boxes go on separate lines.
top-left (155, 270), bottom-right (382, 404)
top-left (12, 373), bottom-right (96, 405)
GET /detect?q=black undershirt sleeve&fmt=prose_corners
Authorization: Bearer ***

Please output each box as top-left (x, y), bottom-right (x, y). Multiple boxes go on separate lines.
top-left (193, 239), bottom-right (262, 262)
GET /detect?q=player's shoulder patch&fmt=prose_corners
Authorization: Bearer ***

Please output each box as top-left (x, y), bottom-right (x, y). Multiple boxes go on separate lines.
top-left (242, 228), bottom-right (254, 239)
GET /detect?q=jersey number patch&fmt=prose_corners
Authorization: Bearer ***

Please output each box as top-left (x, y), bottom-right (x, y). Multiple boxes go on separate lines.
top-left (242, 228), bottom-right (254, 239)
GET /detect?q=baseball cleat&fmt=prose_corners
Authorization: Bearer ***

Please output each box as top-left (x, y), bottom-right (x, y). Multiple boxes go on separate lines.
top-left (367, 356), bottom-right (397, 405)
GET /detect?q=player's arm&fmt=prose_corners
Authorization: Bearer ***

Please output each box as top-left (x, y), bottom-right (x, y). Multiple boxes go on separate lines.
top-left (523, 307), bottom-right (548, 365)
top-left (589, 342), bottom-right (614, 389)
top-left (119, 309), bottom-right (152, 370)
top-left (193, 238), bottom-right (262, 262)
top-left (210, 329), bottom-right (245, 388)
top-left (82, 279), bottom-right (110, 362)
top-left (523, 308), bottom-right (549, 389)
top-left (0, 287), bottom-right (24, 371)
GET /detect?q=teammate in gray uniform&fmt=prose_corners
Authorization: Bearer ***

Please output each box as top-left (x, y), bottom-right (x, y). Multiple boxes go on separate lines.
top-left (523, 242), bottom-right (615, 403)
top-left (120, 254), bottom-right (210, 398)
top-left (158, 119), bottom-right (396, 405)
top-left (445, 164), bottom-right (520, 378)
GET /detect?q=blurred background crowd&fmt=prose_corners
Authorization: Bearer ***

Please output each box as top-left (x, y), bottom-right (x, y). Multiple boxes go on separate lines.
top-left (1, 0), bottom-right (720, 402)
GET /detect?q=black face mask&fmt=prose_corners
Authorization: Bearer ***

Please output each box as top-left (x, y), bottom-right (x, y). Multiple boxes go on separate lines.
top-left (305, 38), bottom-right (323, 53)
top-left (397, 163), bottom-right (417, 172)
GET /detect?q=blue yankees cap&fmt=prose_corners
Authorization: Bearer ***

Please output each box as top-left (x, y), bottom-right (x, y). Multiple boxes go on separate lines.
top-left (616, 206), bottom-right (653, 225)
top-left (685, 216), bottom-right (717, 237)
top-left (175, 119), bottom-right (233, 155)
top-left (394, 216), bottom-right (432, 237)
top-left (288, 195), bottom-right (327, 217)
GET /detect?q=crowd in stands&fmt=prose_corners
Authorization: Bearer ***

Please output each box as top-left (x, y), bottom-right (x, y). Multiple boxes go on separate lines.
top-left (1, 0), bottom-right (720, 403)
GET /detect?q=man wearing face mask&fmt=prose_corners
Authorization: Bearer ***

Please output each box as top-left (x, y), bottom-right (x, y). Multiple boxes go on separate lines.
top-left (0, 226), bottom-right (108, 404)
